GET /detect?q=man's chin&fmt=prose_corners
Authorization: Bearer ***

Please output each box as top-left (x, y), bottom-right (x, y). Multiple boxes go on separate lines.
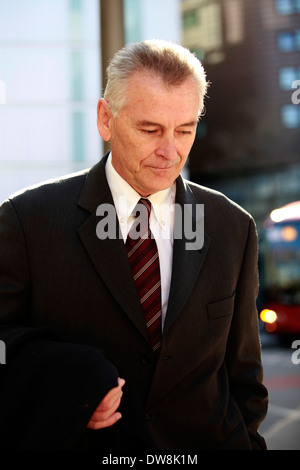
top-left (142, 182), bottom-right (174, 196)
top-left (132, 168), bottom-right (179, 195)
top-left (146, 170), bottom-right (177, 190)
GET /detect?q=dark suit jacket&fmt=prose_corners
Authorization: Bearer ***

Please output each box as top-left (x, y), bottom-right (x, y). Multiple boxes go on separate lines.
top-left (0, 154), bottom-right (268, 450)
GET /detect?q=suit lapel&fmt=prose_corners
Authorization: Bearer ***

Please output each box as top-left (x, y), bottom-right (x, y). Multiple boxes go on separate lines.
top-left (163, 176), bottom-right (210, 334)
top-left (146, 177), bottom-right (210, 408)
top-left (77, 157), bottom-right (149, 344)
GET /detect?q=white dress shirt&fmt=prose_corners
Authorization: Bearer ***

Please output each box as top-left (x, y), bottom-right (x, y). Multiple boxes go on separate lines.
top-left (105, 153), bottom-right (175, 329)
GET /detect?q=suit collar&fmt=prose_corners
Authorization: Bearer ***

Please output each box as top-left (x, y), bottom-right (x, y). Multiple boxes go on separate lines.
top-left (77, 154), bottom-right (111, 213)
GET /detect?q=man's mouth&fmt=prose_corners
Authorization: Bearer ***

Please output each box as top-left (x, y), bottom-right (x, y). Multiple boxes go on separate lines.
top-left (148, 165), bottom-right (175, 170)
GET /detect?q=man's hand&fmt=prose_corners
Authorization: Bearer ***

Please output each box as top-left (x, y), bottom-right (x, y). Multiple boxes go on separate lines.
top-left (86, 378), bottom-right (125, 430)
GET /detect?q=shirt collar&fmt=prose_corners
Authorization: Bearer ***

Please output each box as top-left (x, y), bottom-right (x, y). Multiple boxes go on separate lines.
top-left (105, 153), bottom-right (175, 237)
top-left (148, 185), bottom-right (175, 232)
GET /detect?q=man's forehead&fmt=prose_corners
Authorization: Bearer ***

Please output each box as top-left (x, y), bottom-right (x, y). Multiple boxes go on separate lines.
top-left (123, 74), bottom-right (199, 112)
top-left (126, 69), bottom-right (198, 95)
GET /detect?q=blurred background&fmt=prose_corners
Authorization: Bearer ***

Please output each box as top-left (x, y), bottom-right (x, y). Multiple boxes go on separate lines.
top-left (0, 0), bottom-right (299, 450)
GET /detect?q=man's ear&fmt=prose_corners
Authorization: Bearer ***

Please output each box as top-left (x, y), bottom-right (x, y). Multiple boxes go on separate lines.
top-left (97, 99), bottom-right (113, 141)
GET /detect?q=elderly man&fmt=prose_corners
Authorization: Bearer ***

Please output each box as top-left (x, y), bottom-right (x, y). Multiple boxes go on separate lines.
top-left (0, 40), bottom-right (268, 450)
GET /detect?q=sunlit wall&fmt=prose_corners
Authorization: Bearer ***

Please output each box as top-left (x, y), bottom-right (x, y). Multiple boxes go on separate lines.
top-left (0, 0), bottom-right (102, 203)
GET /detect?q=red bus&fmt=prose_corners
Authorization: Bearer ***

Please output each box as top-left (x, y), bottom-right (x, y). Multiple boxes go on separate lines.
top-left (259, 201), bottom-right (300, 336)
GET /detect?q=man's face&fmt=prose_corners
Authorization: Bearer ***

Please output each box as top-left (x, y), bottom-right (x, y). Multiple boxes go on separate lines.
top-left (99, 71), bottom-right (200, 196)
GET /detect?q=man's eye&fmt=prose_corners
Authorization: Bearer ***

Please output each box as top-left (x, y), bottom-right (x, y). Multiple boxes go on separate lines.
top-left (178, 130), bottom-right (192, 135)
top-left (141, 129), bottom-right (157, 134)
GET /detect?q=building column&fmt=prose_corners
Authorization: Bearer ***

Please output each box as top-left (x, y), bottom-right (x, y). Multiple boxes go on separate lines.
top-left (100, 0), bottom-right (125, 152)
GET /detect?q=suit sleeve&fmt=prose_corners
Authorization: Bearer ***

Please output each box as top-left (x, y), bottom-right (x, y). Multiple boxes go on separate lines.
top-left (0, 199), bottom-right (31, 329)
top-left (225, 216), bottom-right (269, 450)
top-left (0, 198), bottom-right (119, 449)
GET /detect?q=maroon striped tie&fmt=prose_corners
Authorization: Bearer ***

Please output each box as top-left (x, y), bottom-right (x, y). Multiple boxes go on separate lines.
top-left (125, 198), bottom-right (162, 353)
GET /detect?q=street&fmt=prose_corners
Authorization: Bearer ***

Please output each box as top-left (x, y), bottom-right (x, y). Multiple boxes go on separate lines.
top-left (259, 331), bottom-right (300, 450)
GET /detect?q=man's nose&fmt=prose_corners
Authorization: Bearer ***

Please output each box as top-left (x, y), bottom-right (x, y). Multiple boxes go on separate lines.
top-left (155, 134), bottom-right (178, 161)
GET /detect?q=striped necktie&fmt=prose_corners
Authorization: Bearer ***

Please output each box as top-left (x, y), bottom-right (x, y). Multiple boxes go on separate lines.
top-left (125, 198), bottom-right (162, 353)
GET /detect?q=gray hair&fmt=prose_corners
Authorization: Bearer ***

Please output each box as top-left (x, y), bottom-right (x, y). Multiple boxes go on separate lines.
top-left (103, 39), bottom-right (208, 117)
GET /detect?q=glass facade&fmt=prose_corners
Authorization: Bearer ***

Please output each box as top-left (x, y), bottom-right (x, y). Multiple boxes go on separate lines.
top-left (0, 0), bottom-right (101, 202)
top-left (281, 105), bottom-right (300, 128)
top-left (278, 30), bottom-right (300, 52)
top-left (279, 67), bottom-right (300, 89)
top-left (276, 0), bottom-right (300, 13)
top-left (124, 0), bottom-right (142, 43)
top-left (124, 0), bottom-right (181, 45)
top-left (182, 9), bottom-right (199, 29)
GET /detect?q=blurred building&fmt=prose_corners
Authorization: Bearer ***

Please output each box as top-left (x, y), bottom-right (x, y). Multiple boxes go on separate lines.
top-left (181, 0), bottom-right (300, 229)
top-left (0, 0), bottom-right (181, 203)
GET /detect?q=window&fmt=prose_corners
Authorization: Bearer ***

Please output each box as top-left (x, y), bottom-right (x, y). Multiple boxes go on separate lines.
top-left (190, 46), bottom-right (205, 61)
top-left (124, 0), bottom-right (142, 43)
top-left (281, 105), bottom-right (300, 128)
top-left (278, 31), bottom-right (300, 51)
top-left (295, 30), bottom-right (300, 49)
top-left (276, 0), bottom-right (300, 13)
top-left (183, 9), bottom-right (199, 29)
top-left (279, 67), bottom-right (300, 90)
top-left (278, 32), bottom-right (294, 51)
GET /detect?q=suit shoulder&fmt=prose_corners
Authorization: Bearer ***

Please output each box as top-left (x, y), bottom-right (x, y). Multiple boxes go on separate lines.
top-left (185, 179), bottom-right (253, 223)
top-left (5, 168), bottom-right (90, 209)
top-left (183, 179), bottom-right (258, 253)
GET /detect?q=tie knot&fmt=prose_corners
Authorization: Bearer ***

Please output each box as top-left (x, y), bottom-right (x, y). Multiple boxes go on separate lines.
top-left (128, 199), bottom-right (151, 240)
top-left (133, 198), bottom-right (151, 222)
